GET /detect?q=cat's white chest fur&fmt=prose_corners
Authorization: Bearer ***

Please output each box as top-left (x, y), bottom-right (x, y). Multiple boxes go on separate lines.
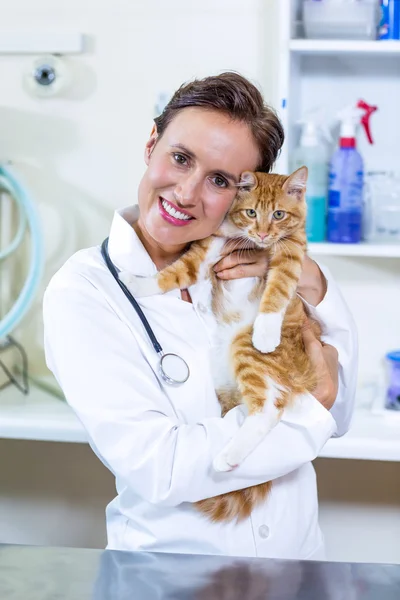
top-left (209, 280), bottom-right (260, 391)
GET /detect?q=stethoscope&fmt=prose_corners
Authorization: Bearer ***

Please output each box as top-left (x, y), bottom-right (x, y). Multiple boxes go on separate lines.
top-left (101, 237), bottom-right (190, 386)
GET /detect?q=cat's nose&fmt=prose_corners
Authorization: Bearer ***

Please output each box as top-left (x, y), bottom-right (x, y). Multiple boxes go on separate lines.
top-left (258, 232), bottom-right (267, 241)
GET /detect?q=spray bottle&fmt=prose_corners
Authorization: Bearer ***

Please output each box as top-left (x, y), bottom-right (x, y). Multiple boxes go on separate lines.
top-left (327, 99), bottom-right (378, 244)
top-left (292, 111), bottom-right (331, 242)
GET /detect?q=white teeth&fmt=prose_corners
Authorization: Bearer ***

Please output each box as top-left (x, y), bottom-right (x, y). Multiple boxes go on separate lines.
top-left (162, 199), bottom-right (191, 221)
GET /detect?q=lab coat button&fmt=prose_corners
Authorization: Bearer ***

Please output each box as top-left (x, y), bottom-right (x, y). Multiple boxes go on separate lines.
top-left (198, 303), bottom-right (208, 313)
top-left (258, 525), bottom-right (270, 539)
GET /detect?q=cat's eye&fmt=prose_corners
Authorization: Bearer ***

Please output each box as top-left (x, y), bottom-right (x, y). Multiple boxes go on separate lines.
top-left (273, 210), bottom-right (286, 220)
top-left (246, 209), bottom-right (257, 218)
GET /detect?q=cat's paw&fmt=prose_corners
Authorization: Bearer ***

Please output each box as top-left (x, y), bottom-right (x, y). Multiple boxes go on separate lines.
top-left (118, 272), bottom-right (161, 297)
top-left (213, 445), bottom-right (239, 473)
top-left (252, 312), bottom-right (283, 353)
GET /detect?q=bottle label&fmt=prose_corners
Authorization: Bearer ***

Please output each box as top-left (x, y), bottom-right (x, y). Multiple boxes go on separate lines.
top-left (328, 190), bottom-right (340, 207)
top-left (329, 168), bottom-right (363, 208)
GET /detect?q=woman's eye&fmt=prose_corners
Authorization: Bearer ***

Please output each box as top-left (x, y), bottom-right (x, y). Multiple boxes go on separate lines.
top-left (246, 209), bottom-right (257, 218)
top-left (273, 210), bottom-right (286, 220)
top-left (173, 153), bottom-right (188, 165)
top-left (212, 175), bottom-right (228, 188)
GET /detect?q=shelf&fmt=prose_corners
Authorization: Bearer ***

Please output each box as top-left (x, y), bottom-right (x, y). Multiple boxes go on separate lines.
top-left (1, 386), bottom-right (400, 461)
top-left (308, 242), bottom-right (400, 258)
top-left (289, 39), bottom-right (400, 56)
top-left (0, 385), bottom-right (87, 443)
top-left (319, 410), bottom-right (400, 462)
top-left (0, 32), bottom-right (85, 54)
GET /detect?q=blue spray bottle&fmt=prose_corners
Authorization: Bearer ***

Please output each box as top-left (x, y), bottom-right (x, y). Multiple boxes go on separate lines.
top-left (327, 100), bottom-right (377, 244)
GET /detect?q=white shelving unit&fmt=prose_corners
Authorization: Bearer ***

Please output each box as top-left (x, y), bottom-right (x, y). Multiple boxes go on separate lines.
top-left (275, 2), bottom-right (400, 181)
top-left (270, 0), bottom-right (400, 467)
top-left (269, 0), bottom-right (400, 398)
top-left (308, 242), bottom-right (400, 257)
top-left (289, 39), bottom-right (400, 55)
top-left (1, 385), bottom-right (400, 461)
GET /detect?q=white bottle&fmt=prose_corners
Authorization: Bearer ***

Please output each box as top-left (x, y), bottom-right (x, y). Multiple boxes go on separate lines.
top-left (291, 121), bottom-right (330, 242)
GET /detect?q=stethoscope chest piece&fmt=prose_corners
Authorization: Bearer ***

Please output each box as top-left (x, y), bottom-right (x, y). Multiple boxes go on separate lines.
top-left (159, 352), bottom-right (190, 385)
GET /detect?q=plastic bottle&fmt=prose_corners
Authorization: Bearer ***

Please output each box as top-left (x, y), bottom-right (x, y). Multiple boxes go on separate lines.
top-left (379, 0), bottom-right (400, 40)
top-left (291, 117), bottom-right (330, 242)
top-left (327, 99), bottom-right (378, 244)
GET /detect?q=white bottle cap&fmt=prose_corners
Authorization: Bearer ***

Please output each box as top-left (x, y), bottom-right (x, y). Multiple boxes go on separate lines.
top-left (300, 122), bottom-right (319, 147)
top-left (340, 120), bottom-right (356, 139)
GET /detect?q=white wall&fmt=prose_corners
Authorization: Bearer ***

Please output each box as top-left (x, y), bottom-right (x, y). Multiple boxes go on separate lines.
top-left (1, 0), bottom-right (399, 565)
top-left (1, 0), bottom-right (275, 376)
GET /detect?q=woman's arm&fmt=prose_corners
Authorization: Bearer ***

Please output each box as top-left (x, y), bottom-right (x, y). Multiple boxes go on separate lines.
top-left (298, 261), bottom-right (358, 436)
top-left (43, 269), bottom-right (336, 508)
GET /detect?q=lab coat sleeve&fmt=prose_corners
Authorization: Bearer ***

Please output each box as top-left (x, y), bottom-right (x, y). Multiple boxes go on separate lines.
top-left (43, 271), bottom-right (337, 508)
top-left (299, 261), bottom-right (358, 437)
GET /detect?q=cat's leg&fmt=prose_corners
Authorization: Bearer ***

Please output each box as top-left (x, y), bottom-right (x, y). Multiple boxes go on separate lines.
top-left (213, 376), bottom-right (287, 472)
top-left (217, 388), bottom-right (242, 417)
top-left (252, 233), bottom-right (306, 353)
top-left (119, 237), bottom-right (213, 297)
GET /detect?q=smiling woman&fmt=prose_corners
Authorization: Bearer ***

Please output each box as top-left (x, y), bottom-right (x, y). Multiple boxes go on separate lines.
top-left (43, 71), bottom-right (357, 561)
top-left (135, 107), bottom-right (262, 262)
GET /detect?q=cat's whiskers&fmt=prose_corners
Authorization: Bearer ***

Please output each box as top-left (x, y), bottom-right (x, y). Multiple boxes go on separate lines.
top-left (275, 239), bottom-right (293, 262)
top-left (283, 236), bottom-right (303, 258)
top-left (278, 239), bottom-right (292, 261)
top-left (239, 237), bottom-right (259, 262)
top-left (284, 237), bottom-right (303, 252)
top-left (224, 235), bottom-right (255, 256)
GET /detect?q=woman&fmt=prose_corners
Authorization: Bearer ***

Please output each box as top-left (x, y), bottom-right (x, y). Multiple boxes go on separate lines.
top-left (43, 72), bottom-right (357, 560)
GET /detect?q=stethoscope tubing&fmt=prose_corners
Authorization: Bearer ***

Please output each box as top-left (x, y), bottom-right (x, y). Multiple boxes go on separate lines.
top-left (101, 237), bottom-right (163, 354)
top-left (100, 237), bottom-right (190, 385)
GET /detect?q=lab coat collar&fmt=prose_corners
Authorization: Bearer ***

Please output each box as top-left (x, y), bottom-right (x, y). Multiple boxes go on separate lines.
top-left (107, 205), bottom-right (157, 276)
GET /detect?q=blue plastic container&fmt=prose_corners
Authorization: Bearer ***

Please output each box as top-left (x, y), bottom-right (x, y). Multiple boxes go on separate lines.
top-left (379, 0), bottom-right (400, 40)
top-left (385, 350), bottom-right (400, 411)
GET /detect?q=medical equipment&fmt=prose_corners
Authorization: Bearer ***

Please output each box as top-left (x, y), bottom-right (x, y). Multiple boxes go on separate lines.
top-left (23, 54), bottom-right (71, 99)
top-left (303, 0), bottom-right (381, 40)
top-left (385, 350), bottom-right (400, 411)
top-left (101, 237), bottom-right (190, 386)
top-left (0, 163), bottom-right (44, 393)
top-left (363, 171), bottom-right (400, 242)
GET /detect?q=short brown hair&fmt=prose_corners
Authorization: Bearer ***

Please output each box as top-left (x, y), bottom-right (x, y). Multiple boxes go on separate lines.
top-left (154, 72), bottom-right (284, 173)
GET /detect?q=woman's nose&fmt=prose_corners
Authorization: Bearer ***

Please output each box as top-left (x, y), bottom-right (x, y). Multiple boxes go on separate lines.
top-left (174, 174), bottom-right (201, 208)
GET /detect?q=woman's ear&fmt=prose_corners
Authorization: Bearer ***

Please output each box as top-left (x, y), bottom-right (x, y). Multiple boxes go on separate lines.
top-left (144, 124), bottom-right (158, 164)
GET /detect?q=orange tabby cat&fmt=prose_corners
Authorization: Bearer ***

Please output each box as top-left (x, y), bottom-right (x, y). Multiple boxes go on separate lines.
top-left (120, 166), bottom-right (322, 522)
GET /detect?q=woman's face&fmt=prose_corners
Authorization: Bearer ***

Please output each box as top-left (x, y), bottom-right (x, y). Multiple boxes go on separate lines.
top-left (137, 107), bottom-right (261, 253)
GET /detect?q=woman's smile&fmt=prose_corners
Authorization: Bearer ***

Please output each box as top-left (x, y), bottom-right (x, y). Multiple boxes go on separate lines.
top-left (158, 197), bottom-right (195, 227)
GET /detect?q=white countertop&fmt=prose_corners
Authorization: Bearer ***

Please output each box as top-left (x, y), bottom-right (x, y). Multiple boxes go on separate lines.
top-left (1, 385), bottom-right (400, 461)
top-left (0, 385), bottom-right (87, 443)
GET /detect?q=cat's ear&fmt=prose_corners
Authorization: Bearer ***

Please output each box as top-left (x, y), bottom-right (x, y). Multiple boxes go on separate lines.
top-left (238, 171), bottom-right (258, 191)
top-left (282, 166), bottom-right (308, 200)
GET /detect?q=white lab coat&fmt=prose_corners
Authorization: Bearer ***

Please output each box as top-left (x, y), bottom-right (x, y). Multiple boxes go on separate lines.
top-left (43, 205), bottom-right (358, 560)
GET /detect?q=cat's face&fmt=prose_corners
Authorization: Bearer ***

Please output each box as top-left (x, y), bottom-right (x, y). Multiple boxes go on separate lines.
top-left (220, 168), bottom-right (308, 249)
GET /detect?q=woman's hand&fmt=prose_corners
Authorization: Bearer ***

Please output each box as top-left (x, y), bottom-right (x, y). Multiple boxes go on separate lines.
top-left (302, 318), bottom-right (339, 411)
top-left (213, 246), bottom-right (327, 306)
top-left (213, 245), bottom-right (269, 281)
